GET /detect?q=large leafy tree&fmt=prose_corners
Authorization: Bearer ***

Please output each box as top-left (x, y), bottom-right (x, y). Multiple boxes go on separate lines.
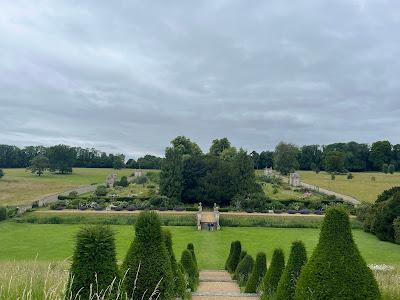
top-left (27, 155), bottom-right (49, 176)
top-left (324, 150), bottom-right (346, 173)
top-left (47, 144), bottom-right (75, 174)
top-left (299, 145), bottom-right (322, 170)
top-left (273, 142), bottom-right (299, 175)
top-left (160, 147), bottom-right (184, 202)
top-left (259, 151), bottom-right (274, 169)
top-left (209, 138), bottom-right (231, 156)
top-left (369, 140), bottom-right (392, 171)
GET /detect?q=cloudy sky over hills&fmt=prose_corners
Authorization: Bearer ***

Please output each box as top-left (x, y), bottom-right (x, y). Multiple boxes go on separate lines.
top-left (1, 0), bottom-right (399, 157)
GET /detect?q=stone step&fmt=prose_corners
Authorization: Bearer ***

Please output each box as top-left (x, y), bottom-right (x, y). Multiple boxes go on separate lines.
top-left (197, 281), bottom-right (240, 293)
top-left (200, 270), bottom-right (233, 282)
top-left (192, 293), bottom-right (258, 300)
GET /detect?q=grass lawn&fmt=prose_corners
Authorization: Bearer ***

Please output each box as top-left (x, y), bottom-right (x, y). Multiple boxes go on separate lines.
top-left (0, 168), bottom-right (136, 206)
top-left (298, 171), bottom-right (400, 203)
top-left (0, 222), bottom-right (399, 269)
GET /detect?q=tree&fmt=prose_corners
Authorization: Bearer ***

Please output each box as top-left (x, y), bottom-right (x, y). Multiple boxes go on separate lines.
top-left (220, 147), bottom-right (237, 162)
top-left (112, 154), bottom-right (125, 169)
top-left (275, 241), bottom-right (307, 300)
top-left (234, 254), bottom-right (254, 287)
top-left (245, 252), bottom-right (266, 293)
top-left (225, 241), bottom-right (242, 273)
top-left (122, 211), bottom-right (174, 299)
top-left (160, 147), bottom-right (184, 202)
top-left (209, 138), bottom-right (231, 156)
top-left (117, 176), bottom-right (129, 187)
top-left (369, 140), bottom-right (392, 171)
top-left (295, 207), bottom-right (380, 299)
top-left (95, 185), bottom-right (107, 196)
top-left (27, 155), bottom-right (49, 176)
top-left (371, 192), bottom-right (400, 242)
top-left (231, 149), bottom-right (258, 195)
top-left (324, 151), bottom-right (345, 173)
top-left (181, 249), bottom-right (198, 291)
top-left (299, 145), bottom-right (322, 171)
top-left (47, 144), bottom-right (75, 174)
top-left (259, 151), bottom-right (274, 169)
top-left (0, 169), bottom-right (3, 179)
top-left (382, 163), bottom-right (389, 174)
top-left (261, 248), bottom-right (285, 299)
top-left (172, 136), bottom-right (203, 157)
top-left (388, 164), bottom-right (395, 174)
top-left (66, 226), bottom-right (120, 299)
top-left (273, 142), bottom-right (299, 175)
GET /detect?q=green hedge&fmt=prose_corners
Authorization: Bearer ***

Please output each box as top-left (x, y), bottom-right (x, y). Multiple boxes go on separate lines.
top-left (181, 249), bottom-right (198, 291)
top-left (295, 207), bottom-right (380, 299)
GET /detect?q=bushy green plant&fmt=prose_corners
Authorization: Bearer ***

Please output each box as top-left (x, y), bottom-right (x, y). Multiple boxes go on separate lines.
top-left (150, 195), bottom-right (172, 209)
top-left (295, 207), bottom-right (380, 299)
top-left (275, 241), bottom-right (307, 300)
top-left (235, 254), bottom-right (254, 286)
top-left (394, 217), bottom-right (400, 245)
top-left (226, 241), bottom-right (242, 273)
top-left (239, 250), bottom-right (247, 260)
top-left (163, 230), bottom-right (185, 298)
top-left (117, 176), bottom-right (129, 187)
top-left (245, 252), bottom-right (266, 293)
top-left (181, 249), bottom-right (198, 291)
top-left (261, 248), bottom-right (285, 299)
top-left (187, 243), bottom-right (198, 268)
top-left (95, 185), bottom-right (107, 196)
top-left (0, 207), bottom-right (7, 221)
top-left (0, 169), bottom-right (4, 178)
top-left (133, 175), bottom-right (148, 185)
top-left (66, 226), bottom-right (120, 299)
top-left (388, 164), bottom-right (395, 174)
top-left (122, 211), bottom-right (174, 299)
top-left (383, 163), bottom-right (389, 174)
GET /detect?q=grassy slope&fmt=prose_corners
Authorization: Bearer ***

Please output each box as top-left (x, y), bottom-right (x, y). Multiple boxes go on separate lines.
top-left (0, 223), bottom-right (399, 269)
top-left (298, 171), bottom-right (400, 203)
top-left (0, 168), bottom-right (135, 206)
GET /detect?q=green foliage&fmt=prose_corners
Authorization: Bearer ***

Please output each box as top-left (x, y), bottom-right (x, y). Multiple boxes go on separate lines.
top-left (133, 175), bottom-right (148, 185)
top-left (383, 163), bottom-right (389, 174)
top-left (47, 144), bottom-right (75, 174)
top-left (347, 172), bottom-right (353, 180)
top-left (187, 243), bottom-right (198, 268)
top-left (245, 252), bottom-right (266, 293)
top-left (160, 147), bottom-right (184, 202)
top-left (371, 192), bottom-right (400, 242)
top-left (261, 248), bottom-right (285, 299)
top-left (369, 140), bottom-right (392, 171)
top-left (95, 185), bottom-right (107, 196)
top-left (226, 241), bottom-right (242, 273)
top-left (122, 211), bottom-right (174, 299)
top-left (295, 207), bottom-right (380, 299)
top-left (112, 155), bottom-right (125, 169)
top-left (117, 176), bottom-right (129, 187)
top-left (324, 151), bottom-right (346, 173)
top-left (0, 207), bottom-right (7, 221)
top-left (149, 195), bottom-right (173, 209)
top-left (275, 241), bottom-right (307, 300)
top-left (66, 226), bottom-right (120, 299)
top-left (27, 155), bottom-right (49, 176)
top-left (388, 164), bottom-right (395, 174)
top-left (181, 249), bottom-right (198, 291)
top-left (394, 217), bottom-right (400, 244)
top-left (209, 138), bottom-right (231, 156)
top-left (273, 142), bottom-right (300, 175)
top-left (0, 169), bottom-right (3, 178)
top-left (235, 254), bottom-right (254, 286)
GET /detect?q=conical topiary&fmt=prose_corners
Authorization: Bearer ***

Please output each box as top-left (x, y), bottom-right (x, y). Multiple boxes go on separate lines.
top-left (295, 207), bottom-right (381, 299)
top-left (232, 251), bottom-right (248, 280)
top-left (163, 229), bottom-right (185, 298)
top-left (275, 241), bottom-right (307, 300)
top-left (245, 252), bottom-right (267, 293)
top-left (187, 243), bottom-right (198, 268)
top-left (225, 241), bottom-right (235, 270)
top-left (240, 250), bottom-right (247, 260)
top-left (261, 248), bottom-right (285, 299)
top-left (66, 226), bottom-right (120, 299)
top-left (122, 211), bottom-right (174, 299)
top-left (226, 241), bottom-right (242, 273)
top-left (235, 254), bottom-right (254, 287)
top-left (181, 249), bottom-right (198, 291)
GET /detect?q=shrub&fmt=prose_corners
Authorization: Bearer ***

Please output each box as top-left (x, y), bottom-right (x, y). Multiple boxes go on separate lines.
top-left (394, 217), bottom-right (400, 245)
top-left (66, 226), bottom-right (120, 299)
top-left (226, 241), bottom-right (242, 273)
top-left (347, 173), bottom-right (353, 180)
top-left (95, 185), bottom-right (107, 197)
top-left (163, 230), bottom-right (185, 298)
top-left (68, 191), bottom-right (78, 198)
top-left (388, 164), bottom-right (395, 174)
top-left (0, 207), bottom-right (7, 221)
top-left (239, 250), bottom-right (247, 260)
top-left (371, 192), bottom-right (400, 242)
top-left (235, 254), bottom-right (254, 287)
top-left (245, 252), bottom-right (266, 293)
top-left (116, 176), bottom-right (129, 187)
top-left (383, 163), bottom-right (389, 174)
top-left (133, 175), bottom-right (148, 185)
top-left (181, 249), bottom-right (198, 291)
top-left (260, 249), bottom-right (284, 299)
top-left (0, 169), bottom-right (4, 179)
top-left (295, 207), bottom-right (380, 299)
top-left (275, 241), bottom-right (307, 300)
top-left (376, 186), bottom-right (400, 203)
top-left (187, 243), bottom-right (198, 269)
top-left (150, 195), bottom-right (171, 209)
top-left (121, 211), bottom-right (174, 299)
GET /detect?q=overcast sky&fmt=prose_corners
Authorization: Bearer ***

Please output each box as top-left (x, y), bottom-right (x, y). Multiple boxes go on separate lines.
top-left (1, 1), bottom-right (399, 158)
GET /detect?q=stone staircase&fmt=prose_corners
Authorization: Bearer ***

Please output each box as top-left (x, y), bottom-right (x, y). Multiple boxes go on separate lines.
top-left (192, 270), bottom-right (259, 300)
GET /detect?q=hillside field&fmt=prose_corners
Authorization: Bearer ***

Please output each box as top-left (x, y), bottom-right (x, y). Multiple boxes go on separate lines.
top-left (298, 171), bottom-right (400, 203)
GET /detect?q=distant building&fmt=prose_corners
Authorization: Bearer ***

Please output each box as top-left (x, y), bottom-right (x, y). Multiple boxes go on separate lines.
top-left (264, 167), bottom-right (273, 176)
top-left (289, 172), bottom-right (301, 187)
top-left (106, 174), bottom-right (117, 188)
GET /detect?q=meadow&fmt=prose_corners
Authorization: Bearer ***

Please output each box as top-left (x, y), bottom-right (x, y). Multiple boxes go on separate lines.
top-left (0, 168), bottom-right (135, 206)
top-left (1, 222), bottom-right (399, 269)
top-left (298, 171), bottom-right (400, 203)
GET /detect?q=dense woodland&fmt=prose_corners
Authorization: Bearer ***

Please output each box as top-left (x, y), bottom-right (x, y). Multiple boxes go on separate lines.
top-left (0, 139), bottom-right (399, 173)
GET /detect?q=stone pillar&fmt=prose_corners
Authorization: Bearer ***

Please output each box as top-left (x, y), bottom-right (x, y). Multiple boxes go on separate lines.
top-left (214, 203), bottom-right (220, 230)
top-left (197, 202), bottom-right (202, 230)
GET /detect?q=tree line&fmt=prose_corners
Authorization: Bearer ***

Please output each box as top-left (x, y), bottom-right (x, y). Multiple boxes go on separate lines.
top-left (0, 144), bottom-right (162, 171)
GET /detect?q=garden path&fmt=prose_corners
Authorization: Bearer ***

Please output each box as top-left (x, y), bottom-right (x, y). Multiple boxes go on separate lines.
top-left (192, 270), bottom-right (259, 300)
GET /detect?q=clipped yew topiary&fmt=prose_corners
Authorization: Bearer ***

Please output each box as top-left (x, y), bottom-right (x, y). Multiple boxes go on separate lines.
top-left (245, 252), bottom-right (267, 293)
top-left (261, 248), bottom-right (285, 299)
top-left (66, 226), bottom-right (120, 299)
top-left (239, 250), bottom-right (247, 260)
top-left (275, 241), bottom-right (307, 300)
top-left (234, 254), bottom-right (254, 286)
top-left (226, 241), bottom-right (242, 273)
top-left (187, 243), bottom-right (198, 268)
top-left (122, 211), bottom-right (174, 300)
top-left (163, 230), bottom-right (185, 298)
top-left (295, 207), bottom-right (381, 300)
top-left (181, 249), bottom-right (198, 291)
